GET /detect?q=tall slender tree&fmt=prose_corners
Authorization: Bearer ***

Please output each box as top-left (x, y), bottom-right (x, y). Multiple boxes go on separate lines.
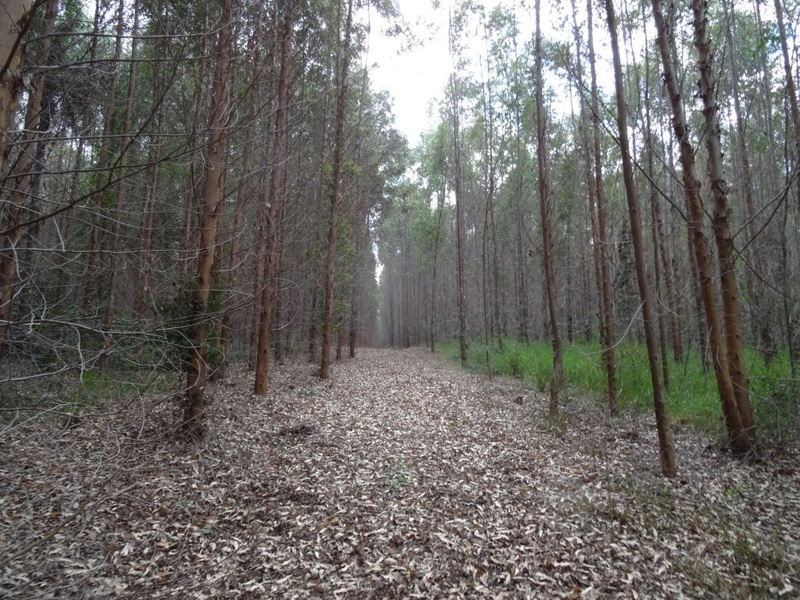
top-left (606, 0), bottom-right (676, 477)
top-left (651, 0), bottom-right (753, 455)
top-left (534, 0), bottom-right (563, 417)
top-left (0, 0), bottom-right (55, 354)
top-left (0, 0), bottom-right (37, 177)
top-left (587, 0), bottom-right (618, 414)
top-left (320, 0), bottom-right (354, 380)
top-left (448, 10), bottom-right (469, 369)
top-left (101, 0), bottom-right (141, 368)
top-left (255, 0), bottom-right (297, 394)
top-left (182, 0), bottom-right (235, 439)
top-left (691, 0), bottom-right (756, 448)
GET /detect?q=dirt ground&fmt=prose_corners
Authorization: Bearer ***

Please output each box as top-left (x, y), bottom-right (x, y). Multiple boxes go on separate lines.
top-left (1, 348), bottom-right (798, 598)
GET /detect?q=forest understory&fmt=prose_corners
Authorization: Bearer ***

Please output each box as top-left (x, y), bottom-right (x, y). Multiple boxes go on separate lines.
top-left (1, 348), bottom-right (798, 599)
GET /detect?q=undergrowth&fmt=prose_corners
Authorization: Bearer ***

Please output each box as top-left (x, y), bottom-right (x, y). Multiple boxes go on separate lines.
top-left (0, 366), bottom-right (180, 426)
top-left (438, 339), bottom-right (799, 440)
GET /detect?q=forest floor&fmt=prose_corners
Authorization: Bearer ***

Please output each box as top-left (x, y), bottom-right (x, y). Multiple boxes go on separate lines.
top-left (1, 348), bottom-right (799, 599)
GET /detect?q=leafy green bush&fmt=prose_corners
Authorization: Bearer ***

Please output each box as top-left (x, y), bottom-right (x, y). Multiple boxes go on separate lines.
top-left (156, 280), bottom-right (227, 374)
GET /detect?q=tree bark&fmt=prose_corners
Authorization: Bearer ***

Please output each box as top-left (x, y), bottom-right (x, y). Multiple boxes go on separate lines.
top-left (0, 0), bottom-right (54, 354)
top-left (585, 0), bottom-right (618, 414)
top-left (606, 0), bottom-right (676, 477)
top-left (691, 0), bottom-right (756, 448)
top-left (182, 0), bottom-right (234, 439)
top-left (0, 0), bottom-right (38, 177)
top-left (534, 0), bottom-right (563, 418)
top-left (451, 72), bottom-right (469, 368)
top-left (255, 0), bottom-right (297, 395)
top-left (642, 18), bottom-right (670, 391)
top-left (650, 0), bottom-right (750, 455)
top-left (320, 0), bottom-right (354, 380)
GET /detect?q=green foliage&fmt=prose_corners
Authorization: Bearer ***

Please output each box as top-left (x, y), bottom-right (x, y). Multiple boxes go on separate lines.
top-left (440, 339), bottom-right (797, 438)
top-left (387, 456), bottom-right (413, 490)
top-left (65, 369), bottom-right (138, 409)
top-left (748, 352), bottom-right (800, 447)
top-left (156, 280), bottom-right (228, 373)
top-left (0, 363), bottom-right (178, 426)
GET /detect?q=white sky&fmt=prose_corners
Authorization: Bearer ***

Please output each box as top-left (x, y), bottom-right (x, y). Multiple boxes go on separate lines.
top-left (365, 1), bottom-right (452, 147)
top-left (364, 0), bottom-right (595, 147)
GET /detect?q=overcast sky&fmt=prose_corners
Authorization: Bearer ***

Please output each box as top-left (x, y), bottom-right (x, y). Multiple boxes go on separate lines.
top-left (365, 1), bottom-right (452, 146)
top-left (364, 0), bottom-right (589, 147)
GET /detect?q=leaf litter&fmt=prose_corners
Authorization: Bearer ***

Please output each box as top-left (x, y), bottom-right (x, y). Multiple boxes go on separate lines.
top-left (1, 348), bottom-right (798, 598)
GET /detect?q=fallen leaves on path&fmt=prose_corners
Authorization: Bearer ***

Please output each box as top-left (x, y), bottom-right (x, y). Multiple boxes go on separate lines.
top-left (1, 348), bottom-right (798, 598)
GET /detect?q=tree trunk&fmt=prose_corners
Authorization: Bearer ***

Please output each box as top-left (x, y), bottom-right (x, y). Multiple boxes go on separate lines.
top-left (219, 5), bottom-right (264, 370)
top-left (0, 0), bottom-right (54, 354)
top-left (721, 0), bottom-right (772, 363)
top-left (451, 72), bottom-right (469, 368)
top-left (642, 19), bottom-right (670, 391)
top-left (179, 10), bottom-right (211, 282)
top-left (534, 0), bottom-right (563, 418)
top-left (429, 158), bottom-right (446, 353)
top-left (101, 0), bottom-right (140, 369)
top-left (349, 263), bottom-right (359, 358)
top-left (320, 0), bottom-right (354, 380)
top-left (0, 0), bottom-right (37, 177)
top-left (182, 0), bottom-right (234, 440)
top-left (586, 0), bottom-right (618, 414)
top-left (255, 0), bottom-right (297, 395)
top-left (691, 0), bottom-right (756, 449)
top-left (479, 27), bottom-right (502, 350)
top-left (606, 0), bottom-right (676, 477)
top-left (134, 108), bottom-right (164, 324)
top-left (650, 0), bottom-right (749, 455)
top-left (773, 0), bottom-right (800, 215)
top-left (308, 287), bottom-right (318, 362)
top-left (82, 0), bottom-right (130, 314)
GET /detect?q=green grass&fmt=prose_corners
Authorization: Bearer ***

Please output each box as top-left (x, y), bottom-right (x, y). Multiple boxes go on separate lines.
top-left (0, 365), bottom-right (180, 423)
top-left (438, 339), bottom-right (798, 436)
top-left (65, 368), bottom-right (175, 408)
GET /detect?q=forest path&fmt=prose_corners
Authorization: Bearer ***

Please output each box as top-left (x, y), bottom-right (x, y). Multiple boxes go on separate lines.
top-left (1, 348), bottom-right (799, 598)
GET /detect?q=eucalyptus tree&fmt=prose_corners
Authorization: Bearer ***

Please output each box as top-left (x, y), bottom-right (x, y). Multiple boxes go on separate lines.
top-left (491, 8), bottom-right (533, 344)
top-left (100, 0), bottom-right (142, 368)
top-left (416, 124), bottom-right (450, 352)
top-left (82, 0), bottom-right (128, 315)
top-left (569, 0), bottom-right (618, 413)
top-left (377, 179), bottom-right (444, 348)
top-left (691, 0), bottom-right (756, 450)
top-left (182, 0), bottom-right (236, 440)
top-left (345, 84), bottom-right (408, 356)
top-left (319, 0), bottom-right (355, 379)
top-left (650, 0), bottom-right (755, 455)
top-left (772, 0), bottom-right (800, 214)
top-left (134, 0), bottom-right (175, 326)
top-left (765, 0), bottom-right (800, 374)
top-left (718, 0), bottom-right (772, 364)
top-left (447, 5), bottom-right (472, 369)
top-left (0, 0), bottom-right (36, 179)
top-left (316, 0), bottom-right (406, 374)
top-left (477, 7), bottom-right (503, 352)
top-left (606, 0), bottom-right (676, 476)
top-left (0, 0), bottom-right (57, 355)
top-left (534, 0), bottom-right (563, 417)
top-left (255, 0), bottom-right (298, 396)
